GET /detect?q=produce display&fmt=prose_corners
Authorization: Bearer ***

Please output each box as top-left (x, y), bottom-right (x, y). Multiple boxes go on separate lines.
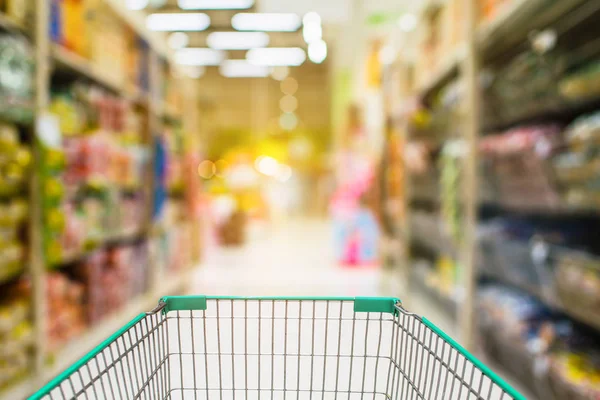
top-left (0, 34), bottom-right (34, 123)
top-left (0, 281), bottom-right (32, 390)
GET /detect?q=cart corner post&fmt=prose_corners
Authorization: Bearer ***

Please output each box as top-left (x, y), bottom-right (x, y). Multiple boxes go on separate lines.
top-left (160, 295), bottom-right (208, 314)
top-left (353, 297), bottom-right (399, 314)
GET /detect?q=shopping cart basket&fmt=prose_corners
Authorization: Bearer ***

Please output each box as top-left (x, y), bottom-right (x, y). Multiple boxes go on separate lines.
top-left (30, 296), bottom-right (525, 400)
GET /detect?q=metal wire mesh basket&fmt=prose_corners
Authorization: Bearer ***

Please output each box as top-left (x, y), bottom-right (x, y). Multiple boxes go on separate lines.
top-left (30, 296), bottom-right (525, 400)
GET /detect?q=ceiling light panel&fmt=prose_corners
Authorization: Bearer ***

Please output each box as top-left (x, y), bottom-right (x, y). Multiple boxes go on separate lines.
top-left (178, 0), bottom-right (253, 9)
top-left (220, 60), bottom-right (270, 78)
top-left (146, 13), bottom-right (210, 31)
top-left (232, 13), bottom-right (301, 32)
top-left (174, 48), bottom-right (225, 65)
top-left (246, 47), bottom-right (306, 66)
top-left (207, 32), bottom-right (269, 50)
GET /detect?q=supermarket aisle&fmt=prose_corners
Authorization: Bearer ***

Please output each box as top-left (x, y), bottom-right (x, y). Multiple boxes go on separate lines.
top-left (193, 219), bottom-right (381, 297)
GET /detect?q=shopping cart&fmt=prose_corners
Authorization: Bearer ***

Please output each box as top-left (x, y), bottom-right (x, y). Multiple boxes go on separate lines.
top-left (30, 296), bottom-right (525, 400)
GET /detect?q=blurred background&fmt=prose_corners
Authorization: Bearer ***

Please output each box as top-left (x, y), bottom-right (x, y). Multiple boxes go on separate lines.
top-left (1, 0), bottom-right (600, 398)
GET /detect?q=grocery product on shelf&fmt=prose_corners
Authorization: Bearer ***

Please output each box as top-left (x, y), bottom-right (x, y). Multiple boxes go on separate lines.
top-left (72, 241), bottom-right (149, 324)
top-left (479, 124), bottom-right (563, 210)
top-left (478, 284), bottom-right (600, 400)
top-left (43, 82), bottom-right (149, 265)
top-left (559, 59), bottom-right (600, 102)
top-left (0, 280), bottom-right (32, 390)
top-left (1, 0), bottom-right (30, 25)
top-left (45, 272), bottom-right (86, 352)
top-left (553, 111), bottom-right (600, 209)
top-left (0, 33), bottom-right (34, 122)
top-left (439, 140), bottom-right (464, 243)
top-left (0, 122), bottom-right (29, 282)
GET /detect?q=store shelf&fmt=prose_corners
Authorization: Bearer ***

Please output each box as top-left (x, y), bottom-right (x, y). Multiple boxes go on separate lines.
top-left (410, 265), bottom-right (459, 316)
top-left (51, 45), bottom-right (146, 103)
top-left (480, 269), bottom-right (600, 331)
top-left (0, 12), bottom-right (28, 35)
top-left (417, 46), bottom-right (464, 99)
top-left (1, 270), bottom-right (190, 400)
top-left (484, 92), bottom-right (600, 133)
top-left (51, 45), bottom-right (123, 93)
top-left (478, 0), bottom-right (591, 61)
top-left (54, 229), bottom-right (147, 266)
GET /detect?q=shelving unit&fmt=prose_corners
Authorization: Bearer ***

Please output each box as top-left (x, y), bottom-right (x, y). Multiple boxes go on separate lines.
top-left (389, 0), bottom-right (600, 397)
top-left (0, 1), bottom-right (200, 397)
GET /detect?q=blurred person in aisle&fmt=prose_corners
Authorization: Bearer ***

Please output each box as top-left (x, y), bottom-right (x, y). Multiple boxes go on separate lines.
top-left (330, 104), bottom-right (379, 267)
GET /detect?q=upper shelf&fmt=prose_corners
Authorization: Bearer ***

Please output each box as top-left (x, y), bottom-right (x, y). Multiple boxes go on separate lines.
top-left (418, 0), bottom-right (593, 98)
top-left (478, 0), bottom-right (592, 61)
top-left (0, 12), bottom-right (28, 36)
top-left (51, 45), bottom-right (148, 103)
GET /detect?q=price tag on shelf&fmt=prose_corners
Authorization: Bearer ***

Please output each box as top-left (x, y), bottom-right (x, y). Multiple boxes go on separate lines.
top-left (36, 113), bottom-right (62, 148)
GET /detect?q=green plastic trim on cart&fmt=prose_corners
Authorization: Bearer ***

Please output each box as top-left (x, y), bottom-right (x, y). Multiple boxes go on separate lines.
top-left (28, 313), bottom-right (146, 400)
top-left (422, 317), bottom-right (527, 400)
top-left (160, 295), bottom-right (400, 314)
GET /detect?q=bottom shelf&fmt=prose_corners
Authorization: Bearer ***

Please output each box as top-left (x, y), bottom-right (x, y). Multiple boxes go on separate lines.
top-left (1, 270), bottom-right (191, 400)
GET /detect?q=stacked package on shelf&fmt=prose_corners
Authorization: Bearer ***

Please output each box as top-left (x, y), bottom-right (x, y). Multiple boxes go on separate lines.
top-left (0, 34), bottom-right (34, 123)
top-left (46, 272), bottom-right (86, 352)
top-left (480, 125), bottom-right (563, 210)
top-left (50, 0), bottom-right (138, 88)
top-left (478, 285), bottom-right (600, 400)
top-left (45, 82), bottom-right (148, 264)
top-left (0, 282), bottom-right (32, 389)
top-left (72, 242), bottom-right (149, 324)
top-left (553, 111), bottom-right (600, 209)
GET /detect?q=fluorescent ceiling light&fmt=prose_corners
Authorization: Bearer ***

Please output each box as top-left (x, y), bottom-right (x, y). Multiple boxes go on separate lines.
top-left (126, 0), bottom-right (148, 10)
top-left (302, 12), bottom-right (321, 27)
top-left (302, 24), bottom-right (322, 44)
top-left (247, 48), bottom-right (306, 66)
top-left (168, 32), bottom-right (190, 49)
top-left (146, 13), bottom-right (210, 31)
top-left (207, 32), bottom-right (269, 50)
top-left (232, 13), bottom-right (301, 32)
top-left (308, 40), bottom-right (327, 64)
top-left (398, 13), bottom-right (417, 32)
top-left (178, 0), bottom-right (253, 9)
top-left (174, 48), bottom-right (225, 65)
top-left (220, 60), bottom-right (269, 78)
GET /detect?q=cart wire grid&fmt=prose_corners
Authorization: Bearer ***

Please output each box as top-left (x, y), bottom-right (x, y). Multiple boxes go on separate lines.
top-left (30, 296), bottom-right (525, 400)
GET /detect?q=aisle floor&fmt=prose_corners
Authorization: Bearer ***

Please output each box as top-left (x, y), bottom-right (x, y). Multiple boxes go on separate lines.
top-left (193, 219), bottom-right (455, 334)
top-left (193, 219), bottom-right (382, 298)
